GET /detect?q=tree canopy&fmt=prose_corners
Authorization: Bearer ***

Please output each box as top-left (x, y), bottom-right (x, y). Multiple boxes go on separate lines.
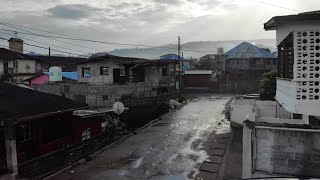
top-left (259, 69), bottom-right (277, 100)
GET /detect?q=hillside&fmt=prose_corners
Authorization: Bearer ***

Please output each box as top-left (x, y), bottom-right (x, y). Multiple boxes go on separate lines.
top-left (109, 39), bottom-right (276, 59)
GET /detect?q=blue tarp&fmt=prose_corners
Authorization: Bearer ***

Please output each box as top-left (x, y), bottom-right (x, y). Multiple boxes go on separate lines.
top-left (44, 72), bottom-right (78, 80)
top-left (160, 54), bottom-right (186, 60)
top-left (225, 42), bottom-right (277, 59)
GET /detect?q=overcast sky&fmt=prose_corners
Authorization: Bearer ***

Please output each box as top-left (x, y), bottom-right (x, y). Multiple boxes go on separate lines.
top-left (0, 0), bottom-right (319, 55)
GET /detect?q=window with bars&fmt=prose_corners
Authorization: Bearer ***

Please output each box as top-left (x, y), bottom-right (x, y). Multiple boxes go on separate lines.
top-left (100, 67), bottom-right (109, 75)
top-left (81, 128), bottom-right (91, 141)
top-left (13, 61), bottom-right (18, 69)
top-left (277, 33), bottom-right (294, 79)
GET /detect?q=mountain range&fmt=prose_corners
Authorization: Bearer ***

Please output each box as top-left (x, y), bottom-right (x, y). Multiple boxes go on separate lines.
top-left (109, 39), bottom-right (276, 59)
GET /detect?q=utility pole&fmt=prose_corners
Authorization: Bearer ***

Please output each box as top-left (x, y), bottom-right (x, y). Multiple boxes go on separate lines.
top-left (178, 36), bottom-right (181, 91)
top-left (181, 51), bottom-right (184, 90)
top-left (49, 47), bottom-right (51, 68)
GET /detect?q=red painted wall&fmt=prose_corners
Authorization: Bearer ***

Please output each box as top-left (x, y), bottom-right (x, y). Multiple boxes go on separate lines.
top-left (30, 74), bottom-right (49, 85)
top-left (183, 74), bottom-right (211, 87)
top-left (73, 118), bottom-right (104, 145)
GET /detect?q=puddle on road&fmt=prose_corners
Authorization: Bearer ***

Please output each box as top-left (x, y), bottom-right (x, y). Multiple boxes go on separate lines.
top-left (118, 169), bottom-right (128, 176)
top-left (166, 153), bottom-right (178, 165)
top-left (132, 157), bottom-right (144, 168)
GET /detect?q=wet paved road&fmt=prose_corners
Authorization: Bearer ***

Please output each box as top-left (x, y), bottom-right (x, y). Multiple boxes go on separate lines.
top-left (56, 94), bottom-right (231, 180)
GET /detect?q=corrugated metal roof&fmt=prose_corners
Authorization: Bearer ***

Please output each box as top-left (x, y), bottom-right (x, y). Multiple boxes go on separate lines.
top-left (160, 54), bottom-right (186, 60)
top-left (185, 70), bottom-right (212, 75)
top-left (225, 42), bottom-right (277, 59)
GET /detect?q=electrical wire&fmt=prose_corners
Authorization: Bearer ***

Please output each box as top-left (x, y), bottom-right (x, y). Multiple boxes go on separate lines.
top-left (0, 36), bottom-right (88, 57)
top-left (0, 28), bottom-right (178, 50)
top-left (0, 23), bottom-right (106, 52)
top-left (0, 31), bottom-right (88, 54)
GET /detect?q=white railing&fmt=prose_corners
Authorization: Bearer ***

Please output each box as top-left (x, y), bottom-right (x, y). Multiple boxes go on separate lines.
top-left (276, 78), bottom-right (296, 113)
top-left (276, 78), bottom-right (320, 116)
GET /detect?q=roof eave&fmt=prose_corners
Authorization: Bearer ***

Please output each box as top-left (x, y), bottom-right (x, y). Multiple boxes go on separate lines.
top-left (264, 17), bottom-right (277, 31)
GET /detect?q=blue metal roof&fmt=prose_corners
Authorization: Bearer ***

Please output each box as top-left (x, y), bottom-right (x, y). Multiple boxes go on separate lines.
top-left (225, 42), bottom-right (277, 59)
top-left (160, 54), bottom-right (186, 60)
top-left (44, 72), bottom-right (78, 80)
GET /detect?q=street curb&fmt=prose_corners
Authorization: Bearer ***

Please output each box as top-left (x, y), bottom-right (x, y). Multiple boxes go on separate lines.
top-left (222, 96), bottom-right (234, 115)
top-left (217, 129), bottom-right (234, 180)
top-left (43, 99), bottom-right (192, 180)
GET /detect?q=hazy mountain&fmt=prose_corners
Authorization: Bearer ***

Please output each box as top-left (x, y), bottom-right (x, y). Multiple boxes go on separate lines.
top-left (109, 39), bottom-right (276, 59)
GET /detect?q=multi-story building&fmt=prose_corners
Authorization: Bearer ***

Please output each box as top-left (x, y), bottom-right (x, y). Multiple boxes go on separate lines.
top-left (265, 10), bottom-right (320, 120)
top-left (32, 54), bottom-right (178, 108)
top-left (0, 38), bottom-right (39, 82)
top-left (240, 11), bottom-right (320, 180)
top-left (224, 42), bottom-right (277, 93)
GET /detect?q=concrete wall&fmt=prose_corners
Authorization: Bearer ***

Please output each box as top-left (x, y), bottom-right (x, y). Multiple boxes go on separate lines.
top-left (145, 65), bottom-right (159, 87)
top-left (276, 21), bottom-right (320, 46)
top-left (243, 122), bottom-right (320, 179)
top-left (8, 60), bottom-right (36, 75)
top-left (231, 99), bottom-right (298, 125)
top-left (159, 63), bottom-right (175, 86)
top-left (256, 101), bottom-right (277, 118)
top-left (226, 59), bottom-right (276, 71)
top-left (77, 61), bottom-right (121, 84)
top-left (9, 41), bottom-right (23, 54)
top-left (32, 83), bottom-right (157, 108)
top-left (257, 117), bottom-right (305, 124)
top-left (230, 99), bottom-right (256, 124)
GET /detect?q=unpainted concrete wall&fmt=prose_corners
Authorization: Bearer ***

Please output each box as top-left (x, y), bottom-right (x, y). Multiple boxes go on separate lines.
top-left (32, 83), bottom-right (157, 108)
top-left (243, 123), bottom-right (320, 179)
top-left (77, 61), bottom-right (121, 84)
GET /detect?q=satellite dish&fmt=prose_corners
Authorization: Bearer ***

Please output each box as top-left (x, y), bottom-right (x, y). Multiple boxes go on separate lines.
top-left (113, 102), bottom-right (125, 115)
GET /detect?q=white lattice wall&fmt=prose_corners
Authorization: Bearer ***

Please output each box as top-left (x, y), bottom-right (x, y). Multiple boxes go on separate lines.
top-left (294, 31), bottom-right (320, 101)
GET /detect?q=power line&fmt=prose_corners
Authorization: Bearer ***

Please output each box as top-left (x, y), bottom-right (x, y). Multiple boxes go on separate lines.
top-left (0, 31), bottom-right (88, 54)
top-left (0, 44), bottom-right (42, 55)
top-left (0, 27), bottom-right (178, 50)
top-left (252, 0), bottom-right (302, 13)
top-left (0, 23), bottom-right (106, 52)
top-left (0, 36), bottom-right (88, 57)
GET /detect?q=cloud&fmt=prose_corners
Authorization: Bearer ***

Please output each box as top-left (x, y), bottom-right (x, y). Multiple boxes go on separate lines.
top-left (48, 4), bottom-right (99, 19)
top-left (0, 0), bottom-right (319, 56)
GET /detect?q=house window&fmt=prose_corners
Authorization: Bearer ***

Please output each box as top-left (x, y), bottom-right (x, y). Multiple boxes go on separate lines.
top-left (102, 95), bottom-right (108, 101)
top-left (162, 68), bottom-right (168, 76)
top-left (101, 122), bottom-right (107, 132)
top-left (120, 66), bottom-right (126, 76)
top-left (18, 123), bottom-right (32, 142)
top-left (81, 128), bottom-right (91, 141)
top-left (100, 67), bottom-right (109, 75)
top-left (81, 67), bottom-right (91, 77)
top-left (13, 61), bottom-right (18, 69)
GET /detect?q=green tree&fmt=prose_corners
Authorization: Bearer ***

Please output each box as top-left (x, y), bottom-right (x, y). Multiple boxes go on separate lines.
top-left (259, 69), bottom-right (277, 100)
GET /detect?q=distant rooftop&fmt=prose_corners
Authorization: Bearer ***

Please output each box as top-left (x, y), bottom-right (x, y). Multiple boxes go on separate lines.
top-left (160, 54), bottom-right (186, 60)
top-left (0, 82), bottom-right (88, 122)
top-left (264, 10), bottom-right (320, 30)
top-left (0, 48), bottom-right (28, 61)
top-left (225, 42), bottom-right (277, 59)
top-left (8, 37), bottom-right (23, 42)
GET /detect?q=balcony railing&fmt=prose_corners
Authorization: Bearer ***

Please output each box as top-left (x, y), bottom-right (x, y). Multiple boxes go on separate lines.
top-left (276, 78), bottom-right (320, 116)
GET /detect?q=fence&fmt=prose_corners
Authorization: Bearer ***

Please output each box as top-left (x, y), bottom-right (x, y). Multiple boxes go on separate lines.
top-left (121, 91), bottom-right (181, 108)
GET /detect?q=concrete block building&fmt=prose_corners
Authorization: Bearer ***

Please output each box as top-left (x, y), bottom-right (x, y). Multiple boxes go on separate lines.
top-left (239, 10), bottom-right (320, 179)
top-left (32, 54), bottom-right (178, 108)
